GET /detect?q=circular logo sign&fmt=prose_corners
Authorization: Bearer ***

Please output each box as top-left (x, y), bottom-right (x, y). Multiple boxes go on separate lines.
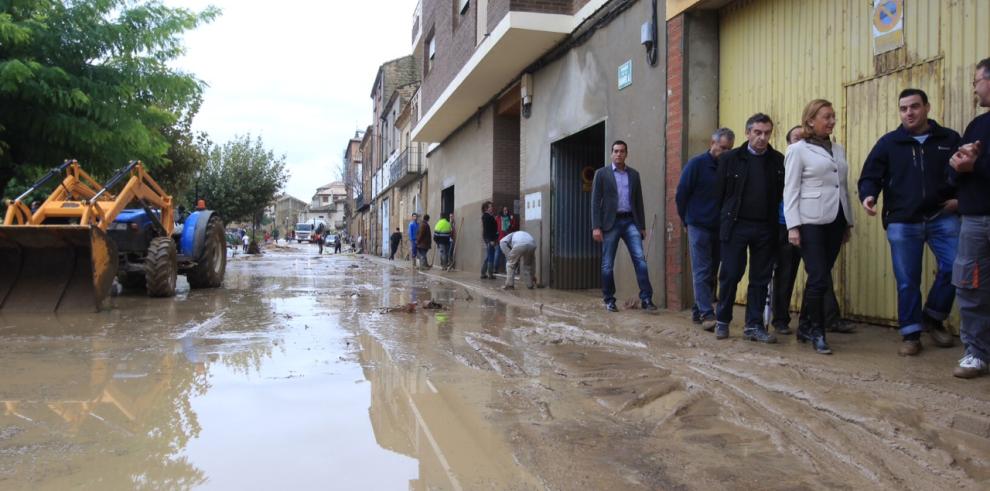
top-left (873, 0), bottom-right (903, 33)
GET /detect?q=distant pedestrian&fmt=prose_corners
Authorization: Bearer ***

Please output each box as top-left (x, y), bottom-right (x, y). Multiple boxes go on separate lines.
top-left (481, 202), bottom-right (498, 279)
top-left (713, 114), bottom-right (783, 343)
top-left (273, 228), bottom-right (280, 243)
top-left (408, 213), bottom-right (419, 265)
top-left (494, 206), bottom-right (518, 274)
top-left (784, 99), bottom-right (855, 355)
top-left (947, 57), bottom-right (990, 379)
top-left (859, 88), bottom-right (960, 357)
top-left (242, 233), bottom-right (249, 253)
top-left (433, 214), bottom-right (453, 269)
top-left (333, 235), bottom-right (341, 254)
top-left (590, 140), bottom-right (658, 312)
top-left (416, 215), bottom-right (432, 269)
top-left (448, 211), bottom-right (457, 269)
top-left (500, 230), bottom-right (536, 289)
top-left (676, 127), bottom-right (734, 331)
top-left (389, 228), bottom-right (402, 260)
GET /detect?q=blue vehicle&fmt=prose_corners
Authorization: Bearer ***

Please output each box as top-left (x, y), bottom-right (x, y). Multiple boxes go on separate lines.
top-left (109, 206), bottom-right (227, 296)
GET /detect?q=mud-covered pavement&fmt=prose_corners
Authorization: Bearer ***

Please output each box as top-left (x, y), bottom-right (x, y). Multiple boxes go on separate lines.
top-left (1, 244), bottom-right (989, 490)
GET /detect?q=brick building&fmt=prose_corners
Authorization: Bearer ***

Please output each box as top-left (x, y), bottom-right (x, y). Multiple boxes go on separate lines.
top-left (411, 0), bottom-right (668, 301)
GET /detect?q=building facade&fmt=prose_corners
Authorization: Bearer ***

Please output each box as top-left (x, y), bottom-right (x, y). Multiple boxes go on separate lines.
top-left (664, 0), bottom-right (988, 328)
top-left (412, 0), bottom-right (668, 301)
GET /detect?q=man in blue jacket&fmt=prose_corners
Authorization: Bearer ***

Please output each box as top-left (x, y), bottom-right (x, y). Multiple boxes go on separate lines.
top-left (676, 127), bottom-right (735, 330)
top-left (859, 88), bottom-right (961, 357)
top-left (948, 58), bottom-right (990, 379)
top-left (408, 213), bottom-right (419, 266)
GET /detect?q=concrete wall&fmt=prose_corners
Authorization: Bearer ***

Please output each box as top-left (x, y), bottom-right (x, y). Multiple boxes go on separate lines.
top-left (425, 105), bottom-right (495, 273)
top-left (520, 0), bottom-right (667, 302)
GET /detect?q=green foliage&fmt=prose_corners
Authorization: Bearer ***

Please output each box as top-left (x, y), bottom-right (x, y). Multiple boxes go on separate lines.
top-left (0, 0), bottom-right (219, 200)
top-left (196, 134), bottom-right (288, 226)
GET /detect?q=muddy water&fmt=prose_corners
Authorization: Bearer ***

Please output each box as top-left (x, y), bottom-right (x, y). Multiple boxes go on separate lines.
top-left (2, 245), bottom-right (989, 490)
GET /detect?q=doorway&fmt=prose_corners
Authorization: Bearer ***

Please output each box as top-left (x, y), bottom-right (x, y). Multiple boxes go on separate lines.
top-left (550, 122), bottom-right (605, 289)
top-left (441, 186), bottom-right (454, 218)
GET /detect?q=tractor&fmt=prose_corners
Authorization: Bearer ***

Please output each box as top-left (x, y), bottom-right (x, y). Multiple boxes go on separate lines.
top-left (0, 160), bottom-right (227, 313)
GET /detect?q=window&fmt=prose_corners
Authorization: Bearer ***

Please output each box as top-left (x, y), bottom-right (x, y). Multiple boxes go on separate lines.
top-left (425, 31), bottom-right (436, 73)
top-left (458, 0), bottom-right (469, 14)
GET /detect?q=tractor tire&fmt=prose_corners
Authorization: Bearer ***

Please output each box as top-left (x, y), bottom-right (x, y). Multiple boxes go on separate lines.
top-left (119, 272), bottom-right (146, 291)
top-left (187, 215), bottom-right (227, 288)
top-left (145, 237), bottom-right (177, 298)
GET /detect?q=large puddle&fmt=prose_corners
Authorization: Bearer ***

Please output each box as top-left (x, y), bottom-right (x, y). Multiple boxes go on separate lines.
top-left (0, 248), bottom-right (529, 490)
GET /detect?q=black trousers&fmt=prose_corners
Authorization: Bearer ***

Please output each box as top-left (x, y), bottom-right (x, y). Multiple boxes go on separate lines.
top-left (772, 224), bottom-right (842, 328)
top-left (716, 220), bottom-right (776, 327)
top-left (799, 209), bottom-right (847, 328)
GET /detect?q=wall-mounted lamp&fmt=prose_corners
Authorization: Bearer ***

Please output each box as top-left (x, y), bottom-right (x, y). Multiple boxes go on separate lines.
top-left (521, 73), bottom-right (534, 118)
top-left (642, 0), bottom-right (658, 67)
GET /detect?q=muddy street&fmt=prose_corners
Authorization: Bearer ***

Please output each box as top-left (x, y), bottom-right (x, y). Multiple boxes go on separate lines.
top-left (1, 244), bottom-right (989, 490)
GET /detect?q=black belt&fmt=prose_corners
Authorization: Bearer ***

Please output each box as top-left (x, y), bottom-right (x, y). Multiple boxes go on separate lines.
top-left (616, 212), bottom-right (634, 219)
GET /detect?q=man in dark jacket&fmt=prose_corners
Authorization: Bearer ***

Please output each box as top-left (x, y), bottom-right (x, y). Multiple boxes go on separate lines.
top-left (948, 58), bottom-right (990, 379)
top-left (713, 113), bottom-right (784, 342)
top-left (591, 140), bottom-right (658, 312)
top-left (676, 127), bottom-right (735, 329)
top-left (416, 214), bottom-right (431, 270)
top-left (389, 227), bottom-right (403, 260)
top-left (859, 88), bottom-right (961, 356)
top-left (481, 202), bottom-right (498, 279)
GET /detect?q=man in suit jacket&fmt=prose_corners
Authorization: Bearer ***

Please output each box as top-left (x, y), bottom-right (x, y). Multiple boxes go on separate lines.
top-left (591, 140), bottom-right (657, 312)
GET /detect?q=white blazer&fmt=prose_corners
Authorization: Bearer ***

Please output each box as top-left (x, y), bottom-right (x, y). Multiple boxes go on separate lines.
top-left (783, 139), bottom-right (854, 229)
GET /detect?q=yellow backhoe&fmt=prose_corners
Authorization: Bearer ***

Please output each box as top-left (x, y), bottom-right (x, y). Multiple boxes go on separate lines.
top-left (1, 160), bottom-right (226, 313)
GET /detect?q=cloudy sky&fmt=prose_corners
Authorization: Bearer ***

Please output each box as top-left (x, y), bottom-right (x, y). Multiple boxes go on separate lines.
top-left (166, 0), bottom-right (415, 201)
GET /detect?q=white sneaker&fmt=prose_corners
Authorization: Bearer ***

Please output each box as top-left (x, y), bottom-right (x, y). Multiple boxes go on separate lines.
top-left (953, 354), bottom-right (989, 379)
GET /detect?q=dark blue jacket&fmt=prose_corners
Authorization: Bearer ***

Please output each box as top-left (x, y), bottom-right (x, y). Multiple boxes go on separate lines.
top-left (858, 119), bottom-right (961, 227)
top-left (675, 151), bottom-right (720, 229)
top-left (958, 112), bottom-right (990, 216)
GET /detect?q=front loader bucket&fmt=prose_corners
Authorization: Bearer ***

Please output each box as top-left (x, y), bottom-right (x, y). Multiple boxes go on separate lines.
top-left (0, 226), bottom-right (118, 313)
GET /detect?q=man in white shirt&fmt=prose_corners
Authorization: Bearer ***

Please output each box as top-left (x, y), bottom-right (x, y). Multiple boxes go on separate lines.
top-left (499, 231), bottom-right (536, 290)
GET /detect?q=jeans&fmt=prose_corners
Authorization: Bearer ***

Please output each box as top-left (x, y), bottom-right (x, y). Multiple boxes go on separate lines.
top-left (953, 215), bottom-right (990, 362)
top-left (601, 217), bottom-right (653, 304)
top-left (687, 225), bottom-right (719, 318)
top-left (716, 220), bottom-right (775, 327)
top-left (417, 247), bottom-right (430, 268)
top-left (886, 213), bottom-right (960, 336)
top-left (435, 237), bottom-right (450, 268)
top-left (494, 244), bottom-right (506, 273)
top-left (799, 210), bottom-right (847, 328)
top-left (481, 241), bottom-right (497, 276)
top-left (389, 242), bottom-right (400, 260)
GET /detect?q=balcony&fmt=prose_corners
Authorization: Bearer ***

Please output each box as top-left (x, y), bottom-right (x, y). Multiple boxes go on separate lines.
top-left (389, 146), bottom-right (423, 189)
top-left (355, 192), bottom-right (368, 212)
top-left (411, 0), bottom-right (608, 143)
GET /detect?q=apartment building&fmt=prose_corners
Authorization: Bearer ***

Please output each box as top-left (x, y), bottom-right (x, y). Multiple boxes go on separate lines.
top-left (412, 0), bottom-right (667, 301)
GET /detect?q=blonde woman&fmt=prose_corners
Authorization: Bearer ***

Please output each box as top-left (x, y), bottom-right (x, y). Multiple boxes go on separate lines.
top-left (783, 99), bottom-right (854, 354)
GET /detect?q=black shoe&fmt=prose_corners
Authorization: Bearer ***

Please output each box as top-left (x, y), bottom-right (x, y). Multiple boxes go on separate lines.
top-left (923, 313), bottom-right (954, 348)
top-left (641, 300), bottom-right (659, 311)
top-left (692, 313), bottom-right (703, 324)
top-left (773, 323), bottom-right (793, 336)
top-left (743, 326), bottom-right (778, 344)
top-left (826, 320), bottom-right (856, 334)
top-left (811, 331), bottom-right (832, 354)
top-left (605, 301), bottom-right (618, 312)
top-left (715, 322), bottom-right (729, 339)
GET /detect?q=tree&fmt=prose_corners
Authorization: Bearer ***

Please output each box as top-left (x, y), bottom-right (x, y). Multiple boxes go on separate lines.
top-left (155, 95), bottom-right (211, 200)
top-left (0, 0), bottom-right (219, 200)
top-left (196, 134), bottom-right (288, 231)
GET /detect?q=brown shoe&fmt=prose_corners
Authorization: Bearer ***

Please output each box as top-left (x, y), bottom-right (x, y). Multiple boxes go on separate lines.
top-left (898, 339), bottom-right (922, 356)
top-left (924, 315), bottom-right (954, 348)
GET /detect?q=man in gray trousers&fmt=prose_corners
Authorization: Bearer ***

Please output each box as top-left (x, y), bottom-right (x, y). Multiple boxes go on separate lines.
top-left (500, 230), bottom-right (536, 290)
